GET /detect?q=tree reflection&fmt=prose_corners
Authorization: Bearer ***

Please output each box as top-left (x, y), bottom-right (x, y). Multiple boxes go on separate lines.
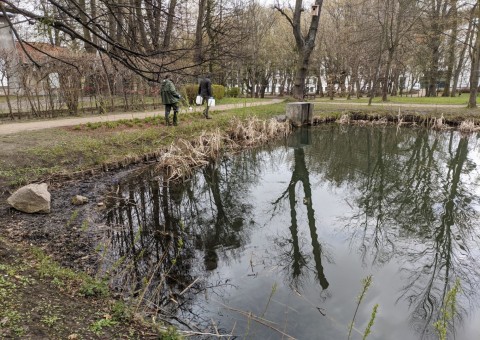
top-left (308, 126), bottom-right (480, 338)
top-left (272, 129), bottom-right (330, 291)
top-left (100, 153), bottom-right (263, 320)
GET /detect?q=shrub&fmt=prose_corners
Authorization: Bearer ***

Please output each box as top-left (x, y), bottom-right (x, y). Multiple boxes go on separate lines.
top-left (181, 84), bottom-right (198, 104)
top-left (212, 84), bottom-right (225, 100)
top-left (227, 87), bottom-right (240, 98)
top-left (183, 83), bottom-right (225, 102)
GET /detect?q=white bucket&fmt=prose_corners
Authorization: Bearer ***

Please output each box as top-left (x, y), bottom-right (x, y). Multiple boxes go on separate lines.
top-left (208, 98), bottom-right (215, 107)
top-left (195, 95), bottom-right (203, 105)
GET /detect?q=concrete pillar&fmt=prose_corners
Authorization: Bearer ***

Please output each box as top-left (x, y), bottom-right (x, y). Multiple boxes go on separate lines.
top-left (286, 102), bottom-right (314, 127)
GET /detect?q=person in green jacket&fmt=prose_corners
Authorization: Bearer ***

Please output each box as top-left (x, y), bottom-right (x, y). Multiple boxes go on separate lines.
top-left (160, 74), bottom-right (181, 126)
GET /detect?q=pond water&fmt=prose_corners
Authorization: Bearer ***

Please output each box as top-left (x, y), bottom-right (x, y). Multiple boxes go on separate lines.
top-left (101, 125), bottom-right (480, 339)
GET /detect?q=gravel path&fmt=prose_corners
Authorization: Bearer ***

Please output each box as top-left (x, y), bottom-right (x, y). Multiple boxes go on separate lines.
top-left (0, 99), bottom-right (283, 136)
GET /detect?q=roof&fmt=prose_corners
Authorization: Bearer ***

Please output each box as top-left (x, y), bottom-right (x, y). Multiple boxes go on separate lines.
top-left (14, 41), bottom-right (80, 64)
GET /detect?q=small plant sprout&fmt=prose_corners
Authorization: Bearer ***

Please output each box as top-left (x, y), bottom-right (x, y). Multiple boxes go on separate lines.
top-left (434, 278), bottom-right (461, 340)
top-left (362, 304), bottom-right (379, 340)
top-left (41, 314), bottom-right (60, 328)
top-left (348, 275), bottom-right (373, 340)
top-left (89, 314), bottom-right (118, 335)
top-left (261, 282), bottom-right (278, 317)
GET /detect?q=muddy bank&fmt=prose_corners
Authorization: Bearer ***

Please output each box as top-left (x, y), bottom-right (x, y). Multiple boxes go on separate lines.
top-left (0, 167), bottom-right (135, 273)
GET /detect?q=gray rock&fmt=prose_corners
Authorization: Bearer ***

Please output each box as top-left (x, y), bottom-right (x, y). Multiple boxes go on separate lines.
top-left (71, 195), bottom-right (89, 205)
top-left (7, 183), bottom-right (51, 213)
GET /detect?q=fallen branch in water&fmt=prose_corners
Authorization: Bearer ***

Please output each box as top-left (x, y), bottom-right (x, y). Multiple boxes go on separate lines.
top-left (218, 301), bottom-right (297, 340)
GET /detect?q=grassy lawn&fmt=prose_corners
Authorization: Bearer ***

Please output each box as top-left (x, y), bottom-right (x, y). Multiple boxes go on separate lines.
top-left (315, 95), bottom-right (474, 105)
top-left (0, 102), bottom-right (286, 187)
top-left (3, 97), bottom-right (480, 188)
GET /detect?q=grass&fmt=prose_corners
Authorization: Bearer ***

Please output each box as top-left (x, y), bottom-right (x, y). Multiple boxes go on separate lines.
top-left (0, 101), bottom-right (286, 187)
top-left (215, 97), bottom-right (269, 105)
top-left (315, 94), bottom-right (475, 105)
top-left (2, 97), bottom-right (480, 188)
top-left (31, 246), bottom-right (109, 297)
top-left (0, 238), bottom-right (163, 338)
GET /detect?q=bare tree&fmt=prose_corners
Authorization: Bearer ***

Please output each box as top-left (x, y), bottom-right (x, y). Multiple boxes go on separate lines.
top-left (275, 0), bottom-right (324, 99)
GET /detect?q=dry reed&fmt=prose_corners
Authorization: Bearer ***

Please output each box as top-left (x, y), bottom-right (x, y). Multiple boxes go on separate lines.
top-left (431, 114), bottom-right (450, 130)
top-left (458, 120), bottom-right (480, 133)
top-left (156, 117), bottom-right (292, 180)
top-left (338, 113), bottom-right (351, 125)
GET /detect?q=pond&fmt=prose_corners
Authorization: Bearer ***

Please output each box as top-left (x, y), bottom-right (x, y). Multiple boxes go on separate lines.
top-left (100, 124), bottom-right (480, 339)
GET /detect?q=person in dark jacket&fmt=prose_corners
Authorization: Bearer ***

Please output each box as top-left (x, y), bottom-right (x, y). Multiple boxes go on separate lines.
top-left (160, 74), bottom-right (181, 126)
top-left (198, 74), bottom-right (212, 119)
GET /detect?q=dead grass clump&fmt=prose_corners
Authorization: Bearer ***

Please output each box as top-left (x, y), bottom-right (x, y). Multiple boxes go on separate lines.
top-left (157, 130), bottom-right (228, 179)
top-left (371, 117), bottom-right (388, 125)
top-left (431, 114), bottom-right (450, 130)
top-left (458, 120), bottom-right (480, 133)
top-left (157, 117), bottom-right (292, 180)
top-left (337, 113), bottom-right (351, 125)
top-left (227, 117), bottom-right (292, 146)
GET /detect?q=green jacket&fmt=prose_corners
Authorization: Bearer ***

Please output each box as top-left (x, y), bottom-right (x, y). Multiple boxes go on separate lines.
top-left (160, 79), bottom-right (180, 105)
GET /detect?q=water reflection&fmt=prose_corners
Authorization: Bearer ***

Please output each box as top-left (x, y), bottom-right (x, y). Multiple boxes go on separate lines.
top-left (310, 126), bottom-right (480, 339)
top-left (100, 125), bottom-right (480, 339)
top-left (271, 128), bottom-right (329, 291)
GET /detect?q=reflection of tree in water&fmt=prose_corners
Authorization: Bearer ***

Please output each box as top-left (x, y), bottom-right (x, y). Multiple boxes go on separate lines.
top-left (308, 125), bottom-right (480, 338)
top-left (100, 152), bottom-right (263, 321)
top-left (271, 130), bottom-right (330, 292)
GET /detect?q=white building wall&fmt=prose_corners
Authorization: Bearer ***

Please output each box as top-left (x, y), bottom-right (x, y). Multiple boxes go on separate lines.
top-left (0, 14), bottom-right (20, 92)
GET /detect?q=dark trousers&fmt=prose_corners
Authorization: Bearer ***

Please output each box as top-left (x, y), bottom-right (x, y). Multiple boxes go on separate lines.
top-left (202, 96), bottom-right (210, 118)
top-left (165, 103), bottom-right (178, 125)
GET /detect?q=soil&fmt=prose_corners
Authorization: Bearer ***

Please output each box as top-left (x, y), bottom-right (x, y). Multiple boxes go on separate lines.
top-left (0, 165), bottom-right (163, 339)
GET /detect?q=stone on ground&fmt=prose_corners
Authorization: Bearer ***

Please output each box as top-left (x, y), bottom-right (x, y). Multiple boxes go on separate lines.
top-left (71, 195), bottom-right (88, 205)
top-left (7, 183), bottom-right (51, 213)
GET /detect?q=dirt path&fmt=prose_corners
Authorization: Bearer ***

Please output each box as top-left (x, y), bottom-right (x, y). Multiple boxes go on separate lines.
top-left (0, 99), bottom-right (283, 135)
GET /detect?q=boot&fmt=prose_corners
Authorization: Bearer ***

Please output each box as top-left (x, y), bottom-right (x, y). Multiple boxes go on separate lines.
top-left (173, 112), bottom-right (178, 126)
top-left (165, 117), bottom-right (170, 126)
top-left (204, 108), bottom-right (211, 119)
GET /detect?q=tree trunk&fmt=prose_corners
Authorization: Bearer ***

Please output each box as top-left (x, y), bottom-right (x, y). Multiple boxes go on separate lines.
top-left (468, 6), bottom-right (480, 108)
top-left (369, 39), bottom-right (385, 105)
top-left (78, 0), bottom-right (95, 53)
top-left (317, 74), bottom-right (324, 97)
top-left (195, 0), bottom-right (207, 64)
top-left (145, 0), bottom-right (162, 51)
top-left (327, 74), bottom-right (335, 100)
top-left (382, 50), bottom-right (394, 101)
top-left (134, 0), bottom-right (149, 51)
top-left (443, 0), bottom-right (457, 96)
top-left (452, 7), bottom-right (475, 97)
top-left (162, 0), bottom-right (177, 50)
top-left (293, 52), bottom-right (308, 99)
top-left (426, 0), bottom-right (448, 97)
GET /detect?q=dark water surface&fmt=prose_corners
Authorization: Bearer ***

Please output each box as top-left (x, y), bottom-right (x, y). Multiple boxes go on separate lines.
top-left (102, 125), bottom-right (480, 339)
